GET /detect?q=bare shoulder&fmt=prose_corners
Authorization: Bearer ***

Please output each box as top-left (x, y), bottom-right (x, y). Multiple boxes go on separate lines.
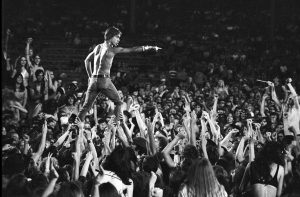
top-left (94, 44), bottom-right (101, 53)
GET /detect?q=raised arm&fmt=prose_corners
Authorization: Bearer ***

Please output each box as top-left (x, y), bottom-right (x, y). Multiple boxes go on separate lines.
top-left (235, 135), bottom-right (248, 164)
top-left (3, 29), bottom-right (11, 60)
top-left (190, 111), bottom-right (198, 146)
top-left (85, 130), bottom-right (99, 169)
top-left (286, 78), bottom-right (299, 109)
top-left (268, 81), bottom-right (281, 108)
top-left (260, 94), bottom-right (268, 117)
top-left (210, 94), bottom-right (219, 122)
top-left (239, 163), bottom-right (251, 193)
top-left (200, 117), bottom-right (209, 159)
top-left (72, 123), bottom-right (84, 181)
top-left (42, 161), bottom-right (59, 197)
top-left (80, 151), bottom-right (93, 178)
top-left (133, 106), bottom-right (147, 138)
top-left (162, 132), bottom-right (185, 168)
top-left (32, 120), bottom-right (48, 164)
top-left (203, 111), bottom-right (219, 140)
top-left (53, 125), bottom-right (71, 147)
top-left (220, 129), bottom-right (239, 148)
top-left (120, 115), bottom-right (133, 144)
top-left (25, 38), bottom-right (33, 67)
top-left (112, 45), bottom-right (161, 54)
top-left (146, 117), bottom-right (157, 155)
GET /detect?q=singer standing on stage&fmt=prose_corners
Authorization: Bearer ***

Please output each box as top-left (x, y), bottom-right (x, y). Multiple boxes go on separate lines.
top-left (78, 26), bottom-right (161, 122)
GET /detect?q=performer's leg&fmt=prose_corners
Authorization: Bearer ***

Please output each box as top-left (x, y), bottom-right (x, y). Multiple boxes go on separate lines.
top-left (101, 79), bottom-right (123, 122)
top-left (78, 79), bottom-right (99, 121)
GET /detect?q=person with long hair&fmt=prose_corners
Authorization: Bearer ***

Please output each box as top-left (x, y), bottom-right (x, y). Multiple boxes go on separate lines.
top-left (101, 146), bottom-right (135, 196)
top-left (13, 73), bottom-right (28, 108)
top-left (11, 56), bottom-right (30, 87)
top-left (239, 141), bottom-right (285, 197)
top-left (58, 94), bottom-right (79, 120)
top-left (178, 158), bottom-right (227, 197)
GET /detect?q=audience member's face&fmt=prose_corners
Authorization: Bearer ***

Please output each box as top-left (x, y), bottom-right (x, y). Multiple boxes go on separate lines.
top-left (49, 71), bottom-right (55, 79)
top-left (218, 80), bottom-right (224, 87)
top-left (29, 49), bottom-right (34, 56)
top-left (2, 127), bottom-right (7, 135)
top-left (11, 133), bottom-right (19, 143)
top-left (58, 80), bottom-right (62, 86)
top-left (219, 100), bottom-right (225, 107)
top-left (34, 55), bottom-right (41, 65)
top-left (195, 105), bottom-right (201, 113)
top-left (277, 133), bottom-right (284, 141)
top-left (16, 75), bottom-right (23, 84)
top-left (169, 115), bottom-right (175, 122)
top-left (36, 72), bottom-right (44, 81)
top-left (261, 119), bottom-right (267, 126)
top-left (139, 88), bottom-right (145, 96)
top-left (234, 110), bottom-right (240, 118)
top-left (227, 113), bottom-right (234, 123)
top-left (146, 84), bottom-right (151, 90)
top-left (67, 97), bottom-right (74, 105)
top-left (240, 111), bottom-right (246, 119)
top-left (48, 121), bottom-right (56, 129)
top-left (270, 114), bottom-right (277, 123)
top-left (154, 138), bottom-right (161, 152)
top-left (20, 57), bottom-right (27, 66)
top-left (99, 122), bottom-right (107, 130)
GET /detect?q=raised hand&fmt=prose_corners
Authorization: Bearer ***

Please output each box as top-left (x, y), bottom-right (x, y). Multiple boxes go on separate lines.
top-left (202, 111), bottom-right (210, 120)
top-left (267, 81), bottom-right (274, 87)
top-left (85, 151), bottom-right (93, 161)
top-left (45, 153), bottom-right (53, 174)
top-left (43, 119), bottom-right (48, 133)
top-left (262, 93), bottom-right (269, 99)
top-left (49, 159), bottom-right (59, 180)
top-left (23, 134), bottom-right (30, 142)
top-left (286, 78), bottom-right (292, 84)
top-left (246, 119), bottom-right (253, 126)
top-left (190, 110), bottom-right (197, 122)
top-left (176, 130), bottom-right (186, 140)
top-left (6, 29), bottom-right (11, 36)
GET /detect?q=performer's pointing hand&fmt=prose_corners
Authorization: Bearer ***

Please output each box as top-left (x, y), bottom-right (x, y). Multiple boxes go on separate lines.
top-left (154, 46), bottom-right (162, 51)
top-left (144, 46), bottom-right (162, 52)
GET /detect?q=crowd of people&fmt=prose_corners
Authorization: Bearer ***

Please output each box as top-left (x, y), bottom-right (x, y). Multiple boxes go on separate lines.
top-left (2, 1), bottom-right (300, 197)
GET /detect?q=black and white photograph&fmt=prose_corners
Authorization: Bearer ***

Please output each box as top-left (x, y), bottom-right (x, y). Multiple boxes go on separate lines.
top-left (2, 0), bottom-right (300, 197)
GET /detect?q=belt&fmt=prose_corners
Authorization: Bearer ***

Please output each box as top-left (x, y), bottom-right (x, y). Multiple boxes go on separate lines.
top-left (92, 74), bottom-right (110, 78)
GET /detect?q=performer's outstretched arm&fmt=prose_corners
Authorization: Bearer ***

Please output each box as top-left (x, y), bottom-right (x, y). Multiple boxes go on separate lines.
top-left (84, 52), bottom-right (94, 78)
top-left (112, 46), bottom-right (161, 54)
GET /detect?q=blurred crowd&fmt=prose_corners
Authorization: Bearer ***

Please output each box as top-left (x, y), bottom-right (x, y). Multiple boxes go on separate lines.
top-left (2, 0), bottom-right (300, 197)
